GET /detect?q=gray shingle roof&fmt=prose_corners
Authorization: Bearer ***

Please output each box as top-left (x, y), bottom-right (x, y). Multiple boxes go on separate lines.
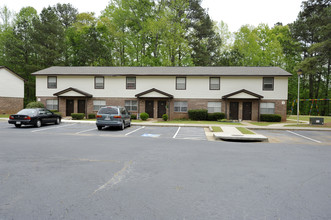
top-left (31, 66), bottom-right (292, 76)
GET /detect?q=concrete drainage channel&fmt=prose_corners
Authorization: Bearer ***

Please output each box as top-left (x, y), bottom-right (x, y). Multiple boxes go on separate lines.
top-left (209, 126), bottom-right (268, 142)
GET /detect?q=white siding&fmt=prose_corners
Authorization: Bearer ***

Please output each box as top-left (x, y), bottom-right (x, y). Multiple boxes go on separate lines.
top-left (35, 75), bottom-right (288, 100)
top-left (221, 77), bottom-right (288, 100)
top-left (0, 68), bottom-right (24, 98)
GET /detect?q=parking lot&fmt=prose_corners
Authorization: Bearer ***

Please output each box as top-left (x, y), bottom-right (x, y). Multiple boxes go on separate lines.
top-left (1, 120), bottom-right (331, 219)
top-left (1, 121), bottom-right (331, 145)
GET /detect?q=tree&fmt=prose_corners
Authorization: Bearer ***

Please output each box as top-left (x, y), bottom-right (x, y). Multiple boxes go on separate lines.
top-left (32, 6), bottom-right (65, 68)
top-left (290, 0), bottom-right (330, 115)
top-left (187, 0), bottom-right (222, 66)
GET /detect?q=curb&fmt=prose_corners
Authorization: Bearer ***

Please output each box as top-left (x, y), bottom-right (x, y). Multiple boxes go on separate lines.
top-left (3, 118), bottom-right (330, 131)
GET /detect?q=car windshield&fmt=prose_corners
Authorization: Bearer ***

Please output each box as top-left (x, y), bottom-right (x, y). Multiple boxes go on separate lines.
top-left (17, 109), bottom-right (38, 116)
top-left (98, 107), bottom-right (118, 115)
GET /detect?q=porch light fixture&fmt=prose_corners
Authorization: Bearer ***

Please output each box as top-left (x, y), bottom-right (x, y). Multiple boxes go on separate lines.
top-left (297, 69), bottom-right (303, 125)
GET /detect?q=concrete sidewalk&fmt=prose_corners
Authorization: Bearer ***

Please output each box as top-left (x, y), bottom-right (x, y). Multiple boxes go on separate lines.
top-left (212, 126), bottom-right (268, 142)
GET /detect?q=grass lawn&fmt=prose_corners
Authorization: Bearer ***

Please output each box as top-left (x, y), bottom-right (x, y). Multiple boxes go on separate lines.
top-left (288, 115), bottom-right (331, 123)
top-left (211, 126), bottom-right (223, 132)
top-left (249, 122), bottom-right (278, 126)
top-left (236, 127), bottom-right (255, 135)
top-left (284, 124), bottom-right (331, 128)
top-left (0, 114), bottom-right (10, 118)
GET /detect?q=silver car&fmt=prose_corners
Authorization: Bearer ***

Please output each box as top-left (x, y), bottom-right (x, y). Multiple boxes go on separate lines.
top-left (96, 106), bottom-right (131, 130)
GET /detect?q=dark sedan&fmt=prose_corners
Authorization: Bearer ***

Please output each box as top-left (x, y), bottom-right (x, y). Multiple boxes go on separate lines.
top-left (8, 108), bottom-right (61, 128)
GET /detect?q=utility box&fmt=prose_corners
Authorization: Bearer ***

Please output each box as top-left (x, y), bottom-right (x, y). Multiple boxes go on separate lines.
top-left (309, 117), bottom-right (324, 125)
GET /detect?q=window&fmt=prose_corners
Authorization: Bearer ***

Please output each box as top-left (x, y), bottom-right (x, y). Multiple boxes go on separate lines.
top-left (48, 76), bottom-right (57, 88)
top-left (260, 103), bottom-right (275, 114)
top-left (176, 77), bottom-right (186, 90)
top-left (208, 102), bottom-right (222, 113)
top-left (125, 100), bottom-right (138, 111)
top-left (174, 101), bottom-right (188, 112)
top-left (93, 100), bottom-right (106, 111)
top-left (263, 77), bottom-right (274, 91)
top-left (126, 77), bottom-right (136, 89)
top-left (46, 99), bottom-right (58, 110)
top-left (95, 77), bottom-right (104, 89)
top-left (210, 77), bottom-right (220, 90)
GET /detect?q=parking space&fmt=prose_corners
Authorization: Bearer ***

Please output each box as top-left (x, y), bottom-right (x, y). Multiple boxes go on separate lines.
top-left (1, 120), bottom-right (330, 145)
top-left (256, 129), bottom-right (331, 145)
top-left (0, 121), bottom-right (208, 141)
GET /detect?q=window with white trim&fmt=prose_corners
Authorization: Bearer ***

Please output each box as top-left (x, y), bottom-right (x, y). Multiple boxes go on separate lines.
top-left (46, 99), bottom-right (58, 110)
top-left (47, 76), bottom-right (57, 88)
top-left (176, 77), bottom-right (186, 90)
top-left (125, 100), bottom-right (138, 111)
top-left (210, 77), bottom-right (220, 90)
top-left (126, 77), bottom-right (136, 89)
top-left (95, 77), bottom-right (104, 89)
top-left (93, 100), bottom-right (106, 111)
top-left (174, 101), bottom-right (188, 112)
top-left (208, 102), bottom-right (222, 113)
top-left (260, 103), bottom-right (275, 114)
top-left (263, 77), bottom-right (274, 91)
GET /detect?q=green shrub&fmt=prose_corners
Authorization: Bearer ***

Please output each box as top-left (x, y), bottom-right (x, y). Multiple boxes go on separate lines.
top-left (88, 113), bottom-right (96, 119)
top-left (260, 114), bottom-right (282, 122)
top-left (162, 114), bottom-right (168, 121)
top-left (188, 109), bottom-right (208, 120)
top-left (71, 113), bottom-right (85, 120)
top-left (207, 112), bottom-right (225, 121)
top-left (51, 111), bottom-right (62, 117)
top-left (140, 112), bottom-right (149, 121)
top-left (131, 114), bottom-right (137, 120)
top-left (26, 101), bottom-right (44, 108)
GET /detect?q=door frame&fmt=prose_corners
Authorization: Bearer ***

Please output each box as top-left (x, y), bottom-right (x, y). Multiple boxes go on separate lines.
top-left (145, 100), bottom-right (154, 118)
top-left (242, 102), bottom-right (252, 120)
top-left (78, 100), bottom-right (86, 114)
top-left (66, 99), bottom-right (74, 116)
top-left (229, 102), bottom-right (239, 120)
top-left (157, 100), bottom-right (167, 118)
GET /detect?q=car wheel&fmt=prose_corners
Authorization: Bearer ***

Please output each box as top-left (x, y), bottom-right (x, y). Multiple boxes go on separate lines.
top-left (55, 117), bottom-right (60, 125)
top-left (120, 121), bottom-right (125, 130)
top-left (97, 126), bottom-right (103, 130)
top-left (35, 120), bottom-right (42, 128)
top-left (15, 124), bottom-right (21, 128)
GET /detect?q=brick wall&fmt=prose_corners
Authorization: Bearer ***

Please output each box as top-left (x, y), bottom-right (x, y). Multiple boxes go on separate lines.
top-left (36, 96), bottom-right (288, 121)
top-left (0, 97), bottom-right (24, 114)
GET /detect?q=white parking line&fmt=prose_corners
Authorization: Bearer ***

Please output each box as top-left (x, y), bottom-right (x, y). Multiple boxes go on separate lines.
top-left (287, 130), bottom-right (322, 144)
top-left (31, 123), bottom-right (76, 133)
top-left (76, 128), bottom-right (97, 134)
top-left (125, 126), bottom-right (145, 136)
top-left (173, 127), bottom-right (181, 139)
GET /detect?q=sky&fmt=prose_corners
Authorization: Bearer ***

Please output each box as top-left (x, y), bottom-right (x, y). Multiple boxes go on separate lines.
top-left (1, 0), bottom-right (303, 32)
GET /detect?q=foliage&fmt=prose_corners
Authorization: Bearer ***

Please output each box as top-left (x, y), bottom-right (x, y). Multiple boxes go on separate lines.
top-left (130, 114), bottom-right (137, 120)
top-left (26, 101), bottom-right (44, 108)
top-left (88, 113), bottom-right (96, 119)
top-left (71, 113), bottom-right (85, 120)
top-left (140, 112), bottom-right (149, 121)
top-left (260, 114), bottom-right (282, 122)
top-left (162, 114), bottom-right (168, 121)
top-left (207, 112), bottom-right (225, 121)
top-left (290, 0), bottom-right (330, 115)
top-left (0, 0), bottom-right (330, 116)
top-left (188, 109), bottom-right (208, 120)
top-left (51, 111), bottom-right (62, 117)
